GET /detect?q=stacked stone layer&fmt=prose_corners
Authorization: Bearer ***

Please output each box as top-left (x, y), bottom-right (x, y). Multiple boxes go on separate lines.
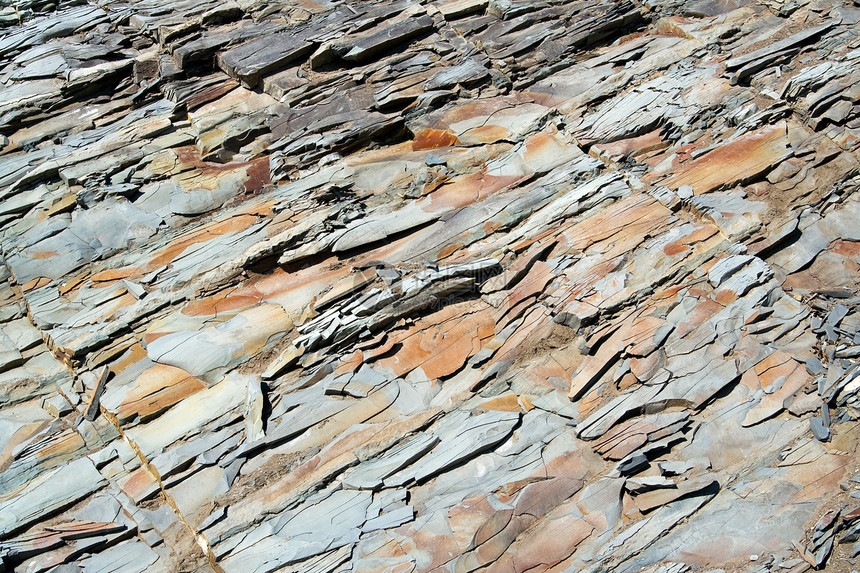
top-left (1, 0), bottom-right (860, 571)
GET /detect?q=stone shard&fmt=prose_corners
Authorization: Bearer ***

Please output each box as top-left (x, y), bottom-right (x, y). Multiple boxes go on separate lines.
top-left (83, 367), bottom-right (109, 422)
top-left (217, 33), bottom-right (315, 89)
top-left (0, 457), bottom-right (107, 538)
top-left (660, 123), bottom-right (793, 195)
top-left (342, 15), bottom-right (435, 63)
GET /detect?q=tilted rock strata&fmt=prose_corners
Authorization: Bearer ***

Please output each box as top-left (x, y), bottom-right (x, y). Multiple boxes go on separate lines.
top-left (0, 0), bottom-right (860, 571)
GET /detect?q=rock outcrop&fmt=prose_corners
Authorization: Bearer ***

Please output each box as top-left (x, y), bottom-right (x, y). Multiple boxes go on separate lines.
top-left (1, 0), bottom-right (860, 571)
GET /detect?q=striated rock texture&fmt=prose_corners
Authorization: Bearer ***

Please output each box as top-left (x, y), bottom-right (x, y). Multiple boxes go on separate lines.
top-left (0, 0), bottom-right (860, 571)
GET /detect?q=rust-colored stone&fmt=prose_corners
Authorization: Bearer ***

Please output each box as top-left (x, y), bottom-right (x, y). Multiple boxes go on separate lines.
top-left (412, 128), bottom-right (461, 150)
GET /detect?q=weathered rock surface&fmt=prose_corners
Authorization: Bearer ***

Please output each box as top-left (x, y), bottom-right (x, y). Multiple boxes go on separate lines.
top-left (1, 0), bottom-right (859, 571)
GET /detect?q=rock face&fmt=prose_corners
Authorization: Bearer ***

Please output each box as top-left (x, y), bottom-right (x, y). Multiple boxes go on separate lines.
top-left (0, 0), bottom-right (859, 571)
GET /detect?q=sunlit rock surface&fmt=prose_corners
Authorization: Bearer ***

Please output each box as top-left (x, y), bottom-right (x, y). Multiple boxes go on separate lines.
top-left (1, 0), bottom-right (859, 571)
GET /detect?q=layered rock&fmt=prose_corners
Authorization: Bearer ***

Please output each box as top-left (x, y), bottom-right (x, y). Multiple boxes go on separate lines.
top-left (1, 0), bottom-right (860, 571)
